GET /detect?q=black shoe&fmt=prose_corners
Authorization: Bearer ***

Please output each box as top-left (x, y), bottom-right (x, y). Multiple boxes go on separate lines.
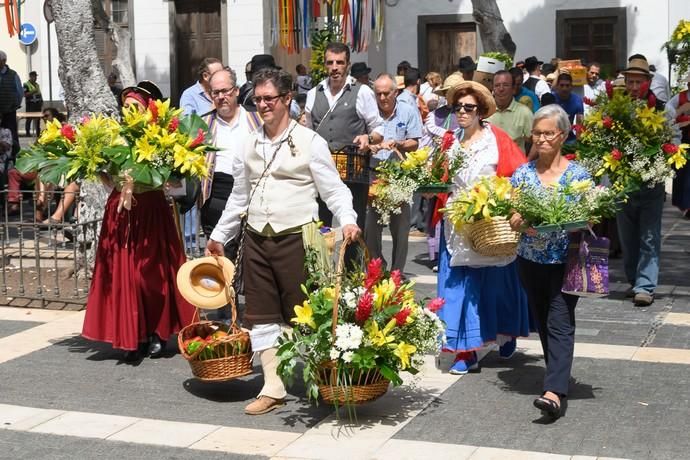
top-left (533, 395), bottom-right (562, 418)
top-left (123, 350), bottom-right (141, 362)
top-left (147, 335), bottom-right (166, 358)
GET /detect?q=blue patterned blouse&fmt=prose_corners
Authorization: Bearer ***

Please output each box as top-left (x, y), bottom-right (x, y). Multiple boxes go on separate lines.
top-left (511, 160), bottom-right (591, 264)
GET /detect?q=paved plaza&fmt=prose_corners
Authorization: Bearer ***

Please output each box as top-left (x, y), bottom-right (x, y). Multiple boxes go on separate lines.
top-left (0, 201), bottom-right (689, 460)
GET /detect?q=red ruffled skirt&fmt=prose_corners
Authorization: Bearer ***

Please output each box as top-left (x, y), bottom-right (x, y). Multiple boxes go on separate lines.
top-left (82, 189), bottom-right (194, 351)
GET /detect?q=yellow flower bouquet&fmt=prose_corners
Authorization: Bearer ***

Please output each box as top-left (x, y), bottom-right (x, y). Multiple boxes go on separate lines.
top-left (663, 19), bottom-right (690, 90)
top-left (277, 241), bottom-right (445, 407)
top-left (17, 100), bottom-right (211, 188)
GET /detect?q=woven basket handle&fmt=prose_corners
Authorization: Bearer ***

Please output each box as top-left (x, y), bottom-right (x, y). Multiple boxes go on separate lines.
top-left (330, 235), bottom-right (369, 338)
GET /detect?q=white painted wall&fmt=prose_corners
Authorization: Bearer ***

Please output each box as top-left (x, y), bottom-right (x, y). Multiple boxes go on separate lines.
top-left (226, 0), bottom-right (269, 85)
top-left (131, 0), bottom-right (171, 97)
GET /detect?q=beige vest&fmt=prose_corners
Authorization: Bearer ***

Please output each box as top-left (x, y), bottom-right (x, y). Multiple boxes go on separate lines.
top-left (244, 122), bottom-right (318, 233)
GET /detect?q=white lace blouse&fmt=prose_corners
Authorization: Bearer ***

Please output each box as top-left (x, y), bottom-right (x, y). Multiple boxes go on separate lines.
top-left (444, 125), bottom-right (516, 268)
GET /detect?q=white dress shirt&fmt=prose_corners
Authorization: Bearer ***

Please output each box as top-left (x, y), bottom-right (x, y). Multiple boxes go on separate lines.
top-left (210, 121), bottom-right (357, 244)
top-left (304, 76), bottom-right (384, 136)
top-left (213, 106), bottom-right (253, 174)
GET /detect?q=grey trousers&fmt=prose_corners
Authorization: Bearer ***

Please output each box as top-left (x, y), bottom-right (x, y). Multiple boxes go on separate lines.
top-left (364, 203), bottom-right (410, 272)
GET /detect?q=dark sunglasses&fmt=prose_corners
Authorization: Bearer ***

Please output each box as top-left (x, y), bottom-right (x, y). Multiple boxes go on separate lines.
top-left (453, 103), bottom-right (478, 113)
top-left (251, 93), bottom-right (287, 105)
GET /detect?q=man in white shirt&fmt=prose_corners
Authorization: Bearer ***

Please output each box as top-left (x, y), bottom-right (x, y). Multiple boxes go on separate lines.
top-left (305, 42), bottom-right (383, 236)
top-left (583, 62), bottom-right (605, 115)
top-left (179, 57), bottom-right (224, 116)
top-left (523, 56), bottom-right (551, 99)
top-left (207, 68), bottom-right (361, 415)
top-left (649, 64), bottom-right (671, 105)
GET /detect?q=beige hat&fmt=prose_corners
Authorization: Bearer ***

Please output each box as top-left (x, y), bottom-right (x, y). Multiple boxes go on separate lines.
top-left (395, 75), bottom-right (405, 89)
top-left (177, 256), bottom-right (235, 310)
top-left (445, 80), bottom-right (497, 118)
top-left (623, 57), bottom-right (651, 76)
top-left (433, 72), bottom-right (465, 96)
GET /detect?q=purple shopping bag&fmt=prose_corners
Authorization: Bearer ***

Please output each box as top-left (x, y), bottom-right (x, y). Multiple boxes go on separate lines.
top-left (562, 231), bottom-right (610, 298)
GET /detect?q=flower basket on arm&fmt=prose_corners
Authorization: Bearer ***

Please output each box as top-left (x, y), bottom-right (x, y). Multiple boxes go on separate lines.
top-left (276, 237), bottom-right (446, 410)
top-left (442, 176), bottom-right (518, 257)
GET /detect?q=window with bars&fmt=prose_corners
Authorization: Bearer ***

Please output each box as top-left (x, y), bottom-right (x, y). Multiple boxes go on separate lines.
top-left (556, 8), bottom-right (626, 79)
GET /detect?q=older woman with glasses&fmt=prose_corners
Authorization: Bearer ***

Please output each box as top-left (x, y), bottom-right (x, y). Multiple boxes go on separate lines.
top-left (436, 81), bottom-right (530, 374)
top-left (509, 104), bottom-right (591, 419)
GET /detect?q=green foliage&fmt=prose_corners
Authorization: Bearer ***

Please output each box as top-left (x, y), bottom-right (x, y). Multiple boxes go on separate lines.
top-left (481, 51), bottom-right (514, 69)
top-left (309, 27), bottom-right (340, 84)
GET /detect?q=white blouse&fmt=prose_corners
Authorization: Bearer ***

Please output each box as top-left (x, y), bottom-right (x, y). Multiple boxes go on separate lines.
top-left (444, 125), bottom-right (516, 268)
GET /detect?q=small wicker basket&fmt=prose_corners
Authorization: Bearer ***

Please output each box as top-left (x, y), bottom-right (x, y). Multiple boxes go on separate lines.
top-left (178, 299), bottom-right (253, 382)
top-left (467, 216), bottom-right (519, 257)
top-left (315, 236), bottom-right (389, 405)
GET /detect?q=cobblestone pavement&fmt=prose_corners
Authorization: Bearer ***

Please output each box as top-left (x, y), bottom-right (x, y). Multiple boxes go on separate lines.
top-left (0, 200), bottom-right (688, 459)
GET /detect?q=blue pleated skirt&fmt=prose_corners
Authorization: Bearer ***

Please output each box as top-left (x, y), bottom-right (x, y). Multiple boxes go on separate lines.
top-left (437, 228), bottom-right (531, 352)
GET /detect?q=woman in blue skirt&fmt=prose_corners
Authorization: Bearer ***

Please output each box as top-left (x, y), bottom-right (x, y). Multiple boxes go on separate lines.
top-left (436, 81), bottom-right (531, 374)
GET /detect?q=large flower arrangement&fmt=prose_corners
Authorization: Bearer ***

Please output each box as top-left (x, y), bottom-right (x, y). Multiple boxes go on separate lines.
top-left (369, 132), bottom-right (463, 225)
top-left (442, 175), bottom-right (514, 231)
top-left (276, 255), bottom-right (445, 404)
top-left (571, 89), bottom-right (687, 192)
top-left (663, 19), bottom-right (690, 90)
top-left (16, 100), bottom-right (210, 188)
top-left (511, 178), bottom-right (621, 230)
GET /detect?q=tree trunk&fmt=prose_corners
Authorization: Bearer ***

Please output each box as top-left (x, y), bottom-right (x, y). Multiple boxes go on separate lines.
top-left (51, 0), bottom-right (115, 274)
top-left (51, 0), bottom-right (120, 117)
top-left (91, 0), bottom-right (136, 87)
top-left (471, 0), bottom-right (517, 58)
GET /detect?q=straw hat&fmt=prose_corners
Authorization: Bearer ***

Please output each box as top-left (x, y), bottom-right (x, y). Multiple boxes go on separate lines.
top-left (433, 72), bottom-right (465, 96)
top-left (622, 57), bottom-right (651, 76)
top-left (445, 80), bottom-right (497, 118)
top-left (177, 256), bottom-right (235, 310)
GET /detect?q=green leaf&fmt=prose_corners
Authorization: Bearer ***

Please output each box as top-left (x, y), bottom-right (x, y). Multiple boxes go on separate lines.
top-left (178, 113), bottom-right (209, 137)
top-left (379, 364), bottom-right (402, 386)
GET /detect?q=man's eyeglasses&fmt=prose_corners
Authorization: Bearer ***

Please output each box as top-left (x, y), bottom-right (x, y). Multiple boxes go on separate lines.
top-left (251, 93), bottom-right (287, 105)
top-left (452, 103), bottom-right (478, 113)
top-left (211, 86), bottom-right (236, 98)
top-left (531, 130), bottom-right (562, 141)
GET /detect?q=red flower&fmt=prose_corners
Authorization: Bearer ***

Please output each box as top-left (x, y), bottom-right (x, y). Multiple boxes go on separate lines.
top-left (394, 308), bottom-right (412, 327)
top-left (611, 148), bottom-right (623, 161)
top-left (605, 80), bottom-right (614, 98)
top-left (440, 158), bottom-right (449, 183)
top-left (390, 270), bottom-right (403, 288)
top-left (355, 292), bottom-right (373, 324)
top-left (602, 116), bottom-right (613, 129)
top-left (583, 96), bottom-right (596, 106)
top-left (188, 128), bottom-right (205, 149)
top-left (564, 153), bottom-right (577, 161)
top-left (148, 99), bottom-right (159, 123)
top-left (168, 117), bottom-right (179, 133)
top-left (662, 143), bottom-right (679, 155)
top-left (364, 258), bottom-right (384, 289)
top-left (572, 124), bottom-right (584, 136)
top-left (426, 297), bottom-right (445, 312)
top-left (440, 130), bottom-right (455, 152)
top-left (60, 124), bottom-right (76, 142)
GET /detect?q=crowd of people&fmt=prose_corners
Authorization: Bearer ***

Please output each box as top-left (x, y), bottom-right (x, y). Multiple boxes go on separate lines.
top-left (2, 42), bottom-right (687, 421)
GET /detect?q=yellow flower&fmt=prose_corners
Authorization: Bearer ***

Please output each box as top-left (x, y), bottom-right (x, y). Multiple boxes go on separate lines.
top-left (401, 148), bottom-right (430, 171)
top-left (373, 279), bottom-right (396, 309)
top-left (322, 287), bottom-right (336, 301)
top-left (493, 176), bottom-right (513, 200)
top-left (469, 182), bottom-right (492, 218)
top-left (122, 104), bottom-right (147, 129)
top-left (635, 106), bottom-right (666, 134)
top-left (392, 342), bottom-right (417, 369)
top-left (570, 179), bottom-right (593, 194)
top-left (135, 137), bottom-right (157, 162)
top-left (38, 119), bottom-right (63, 145)
top-left (602, 153), bottom-right (621, 172)
top-left (668, 152), bottom-right (687, 169)
top-left (367, 318), bottom-right (397, 347)
top-left (291, 301), bottom-right (316, 329)
top-left (155, 129), bottom-right (179, 150)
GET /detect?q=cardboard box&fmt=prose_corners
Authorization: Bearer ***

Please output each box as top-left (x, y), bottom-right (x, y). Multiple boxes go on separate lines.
top-left (558, 59), bottom-right (587, 86)
top-left (477, 56), bottom-right (506, 74)
top-left (473, 70), bottom-right (494, 91)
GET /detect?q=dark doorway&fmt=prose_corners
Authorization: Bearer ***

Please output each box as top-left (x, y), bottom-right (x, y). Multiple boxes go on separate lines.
top-left (172, 0), bottom-right (222, 104)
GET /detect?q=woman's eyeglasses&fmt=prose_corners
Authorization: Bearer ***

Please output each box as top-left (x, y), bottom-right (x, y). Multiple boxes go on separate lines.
top-left (531, 130), bottom-right (563, 141)
top-left (251, 93), bottom-right (287, 105)
top-left (452, 103), bottom-right (478, 113)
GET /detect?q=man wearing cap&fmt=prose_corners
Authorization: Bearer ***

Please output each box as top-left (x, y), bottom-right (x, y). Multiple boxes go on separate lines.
top-left (487, 70), bottom-right (533, 152)
top-left (350, 62), bottom-right (372, 87)
top-left (305, 42), bottom-right (384, 235)
top-left (23, 71), bottom-right (42, 137)
top-left (523, 56), bottom-right (551, 99)
top-left (366, 73), bottom-right (423, 273)
top-left (617, 55), bottom-right (672, 307)
top-left (240, 54), bottom-right (280, 111)
top-left (0, 50), bottom-right (23, 157)
top-left (207, 67), bottom-right (361, 415)
top-left (456, 56), bottom-right (476, 81)
top-left (180, 57), bottom-right (224, 116)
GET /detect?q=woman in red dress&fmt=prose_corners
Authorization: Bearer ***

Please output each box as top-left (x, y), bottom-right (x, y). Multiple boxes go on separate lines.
top-left (82, 81), bottom-right (194, 361)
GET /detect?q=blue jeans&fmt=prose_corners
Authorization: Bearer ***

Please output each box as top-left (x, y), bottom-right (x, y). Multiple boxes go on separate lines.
top-left (616, 184), bottom-right (664, 294)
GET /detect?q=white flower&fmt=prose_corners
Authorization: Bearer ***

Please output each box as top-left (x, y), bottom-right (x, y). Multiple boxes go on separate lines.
top-left (329, 348), bottom-right (340, 360)
top-left (334, 323), bottom-right (364, 351)
top-left (342, 351), bottom-right (354, 363)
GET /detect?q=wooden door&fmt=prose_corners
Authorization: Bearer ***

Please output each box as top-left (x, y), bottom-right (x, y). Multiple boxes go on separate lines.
top-left (425, 23), bottom-right (476, 79)
top-left (173, 0), bottom-right (222, 103)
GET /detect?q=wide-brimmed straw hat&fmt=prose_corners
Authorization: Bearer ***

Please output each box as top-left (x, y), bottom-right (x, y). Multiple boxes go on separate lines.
top-left (622, 57), bottom-right (651, 77)
top-left (445, 80), bottom-right (497, 118)
top-left (433, 73), bottom-right (465, 96)
top-left (177, 256), bottom-right (235, 310)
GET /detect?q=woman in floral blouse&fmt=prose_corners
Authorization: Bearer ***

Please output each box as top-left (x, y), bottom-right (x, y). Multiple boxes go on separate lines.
top-left (510, 104), bottom-right (590, 419)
